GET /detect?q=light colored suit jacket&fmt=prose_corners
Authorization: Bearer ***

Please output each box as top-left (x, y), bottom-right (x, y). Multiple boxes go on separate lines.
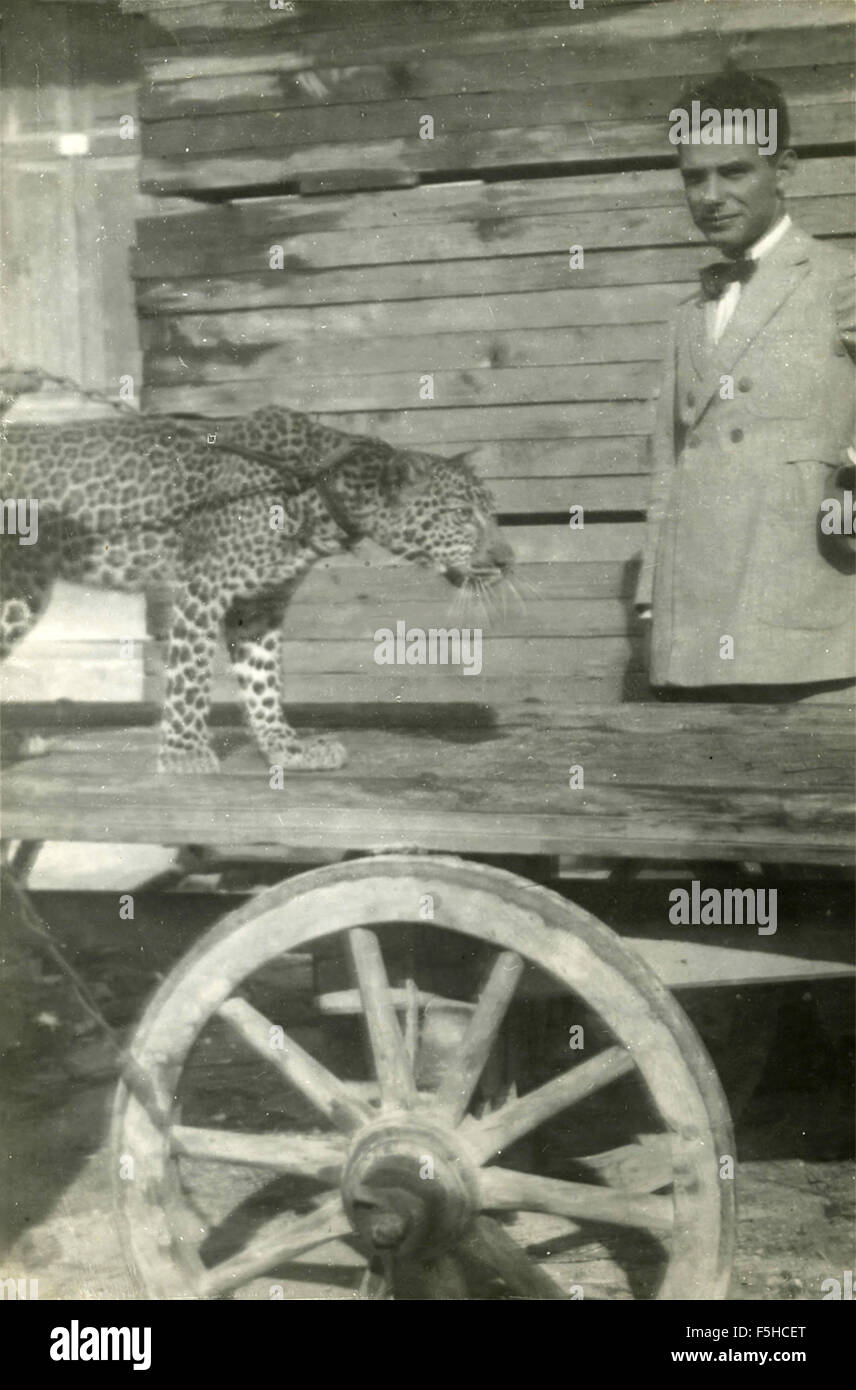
top-left (637, 222), bottom-right (855, 687)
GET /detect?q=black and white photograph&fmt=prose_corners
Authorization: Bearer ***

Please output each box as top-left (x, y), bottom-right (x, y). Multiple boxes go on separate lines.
top-left (0, 0), bottom-right (854, 1327)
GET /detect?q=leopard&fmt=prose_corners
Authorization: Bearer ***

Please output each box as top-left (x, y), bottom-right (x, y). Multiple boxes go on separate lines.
top-left (0, 380), bottom-right (513, 775)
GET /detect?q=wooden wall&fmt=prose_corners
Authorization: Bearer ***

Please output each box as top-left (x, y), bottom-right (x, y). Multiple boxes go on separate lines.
top-left (124, 2), bottom-right (856, 704)
top-left (0, 0), bottom-right (153, 410)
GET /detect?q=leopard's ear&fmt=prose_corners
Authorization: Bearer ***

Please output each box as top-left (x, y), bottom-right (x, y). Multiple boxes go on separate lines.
top-left (450, 448), bottom-right (483, 470)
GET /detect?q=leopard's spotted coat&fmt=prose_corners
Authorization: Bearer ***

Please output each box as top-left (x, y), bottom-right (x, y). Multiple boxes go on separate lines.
top-left (1, 396), bottom-right (512, 772)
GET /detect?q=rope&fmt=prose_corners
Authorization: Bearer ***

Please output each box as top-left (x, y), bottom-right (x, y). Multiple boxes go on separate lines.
top-left (2, 367), bottom-right (365, 539)
top-left (0, 365), bottom-right (140, 419)
top-left (1, 863), bottom-right (171, 1129)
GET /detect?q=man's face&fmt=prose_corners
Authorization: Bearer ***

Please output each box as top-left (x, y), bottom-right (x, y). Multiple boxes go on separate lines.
top-left (679, 143), bottom-right (794, 255)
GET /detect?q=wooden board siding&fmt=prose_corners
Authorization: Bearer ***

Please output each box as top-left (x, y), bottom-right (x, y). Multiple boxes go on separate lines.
top-left (110, 0), bottom-right (856, 711)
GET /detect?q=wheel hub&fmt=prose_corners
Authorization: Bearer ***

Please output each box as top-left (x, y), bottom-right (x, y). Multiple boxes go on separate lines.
top-left (342, 1117), bottom-right (480, 1260)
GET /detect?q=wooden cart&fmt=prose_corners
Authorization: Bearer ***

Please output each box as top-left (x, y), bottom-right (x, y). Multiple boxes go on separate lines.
top-left (2, 698), bottom-right (852, 1300)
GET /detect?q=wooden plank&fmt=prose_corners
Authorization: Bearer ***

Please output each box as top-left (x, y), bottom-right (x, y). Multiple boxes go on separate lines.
top-left (139, 15), bottom-right (855, 88)
top-left (11, 707), bottom-right (852, 777)
top-left (134, 240), bottom-right (856, 316)
top-left (145, 362), bottom-right (660, 413)
top-left (134, 157), bottom-right (854, 249)
top-left (241, 598), bottom-right (629, 642)
top-left (631, 937), bottom-right (855, 990)
top-left (142, 559), bottom-right (636, 641)
top-left (140, 388), bottom-right (658, 441)
top-left (136, 279), bottom-right (692, 336)
top-left (334, 405), bottom-right (657, 450)
top-left (143, 635), bottom-right (639, 678)
top-left (131, 194), bottom-right (854, 281)
top-left (143, 47), bottom-right (853, 120)
top-left (142, 323), bottom-right (669, 384)
top-left (486, 477), bottom-right (650, 512)
top-left (139, 105), bottom-right (855, 193)
top-left (2, 718), bottom-right (852, 863)
top-left (2, 599), bottom-right (633, 655)
top-left (123, 0), bottom-right (646, 34)
top-left (181, 668), bottom-right (653, 708)
top-left (292, 557), bottom-right (634, 597)
top-left (382, 439), bottom-right (651, 481)
top-left (142, 70), bottom-right (856, 156)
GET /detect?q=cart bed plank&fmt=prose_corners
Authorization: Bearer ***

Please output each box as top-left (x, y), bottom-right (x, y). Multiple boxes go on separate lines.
top-left (2, 706), bottom-right (853, 865)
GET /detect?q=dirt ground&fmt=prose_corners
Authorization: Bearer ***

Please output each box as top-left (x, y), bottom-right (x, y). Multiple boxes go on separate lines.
top-left (1, 885), bottom-right (853, 1301)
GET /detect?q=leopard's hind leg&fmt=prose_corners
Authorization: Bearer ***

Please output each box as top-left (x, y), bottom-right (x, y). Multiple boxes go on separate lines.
top-left (225, 592), bottom-right (346, 771)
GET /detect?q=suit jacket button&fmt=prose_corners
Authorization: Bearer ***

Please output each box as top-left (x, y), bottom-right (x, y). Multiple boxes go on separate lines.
top-left (737, 377), bottom-right (752, 392)
top-left (686, 390), bottom-right (696, 406)
top-left (730, 427), bottom-right (744, 443)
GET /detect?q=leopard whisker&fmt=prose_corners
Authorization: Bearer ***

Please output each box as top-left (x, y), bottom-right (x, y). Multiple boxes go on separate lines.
top-left (511, 576), bottom-right (542, 607)
top-left (504, 577), bottom-right (528, 614)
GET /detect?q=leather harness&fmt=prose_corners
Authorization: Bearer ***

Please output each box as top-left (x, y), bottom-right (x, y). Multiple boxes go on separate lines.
top-left (206, 435), bottom-right (365, 544)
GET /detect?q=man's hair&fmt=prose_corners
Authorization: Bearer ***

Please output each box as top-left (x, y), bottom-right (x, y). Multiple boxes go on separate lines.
top-left (675, 67), bottom-right (791, 153)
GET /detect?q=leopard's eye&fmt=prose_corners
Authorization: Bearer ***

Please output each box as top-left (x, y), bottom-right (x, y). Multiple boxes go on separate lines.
top-left (449, 506), bottom-right (474, 520)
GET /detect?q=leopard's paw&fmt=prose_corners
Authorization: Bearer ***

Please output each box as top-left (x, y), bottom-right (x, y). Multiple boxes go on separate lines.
top-left (268, 736), bottom-right (347, 771)
top-left (157, 744), bottom-right (221, 775)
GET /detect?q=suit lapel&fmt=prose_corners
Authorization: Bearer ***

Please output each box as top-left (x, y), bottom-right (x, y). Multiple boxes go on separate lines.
top-left (687, 224), bottom-right (813, 423)
top-left (682, 294), bottom-right (710, 380)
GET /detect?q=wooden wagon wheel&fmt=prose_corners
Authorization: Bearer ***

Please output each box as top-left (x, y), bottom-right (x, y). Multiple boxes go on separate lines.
top-left (111, 855), bottom-right (735, 1301)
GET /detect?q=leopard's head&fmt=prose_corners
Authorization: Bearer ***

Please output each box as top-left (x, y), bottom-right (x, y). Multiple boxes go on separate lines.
top-left (329, 442), bottom-right (514, 587)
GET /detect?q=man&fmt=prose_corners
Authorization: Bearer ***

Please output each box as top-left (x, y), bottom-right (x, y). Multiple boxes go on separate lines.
top-left (636, 69), bottom-right (855, 700)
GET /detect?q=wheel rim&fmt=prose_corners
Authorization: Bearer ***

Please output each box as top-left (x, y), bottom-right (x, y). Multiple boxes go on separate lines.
top-left (111, 855), bottom-right (735, 1301)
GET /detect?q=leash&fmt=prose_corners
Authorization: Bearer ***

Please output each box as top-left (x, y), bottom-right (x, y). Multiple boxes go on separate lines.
top-left (2, 366), bottom-right (366, 541)
top-left (1, 861), bottom-right (171, 1129)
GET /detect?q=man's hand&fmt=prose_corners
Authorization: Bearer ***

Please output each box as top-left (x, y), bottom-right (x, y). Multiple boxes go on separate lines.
top-left (821, 449), bottom-right (856, 556)
top-left (834, 272), bottom-right (856, 361)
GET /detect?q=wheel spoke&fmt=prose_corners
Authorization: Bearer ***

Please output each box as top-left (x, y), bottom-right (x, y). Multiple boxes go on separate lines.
top-left (479, 1167), bottom-right (674, 1236)
top-left (403, 978), bottom-right (419, 1064)
top-left (316, 984), bottom-right (434, 1015)
top-left (462, 1045), bottom-right (635, 1163)
top-left (574, 1135), bottom-right (674, 1193)
top-left (217, 996), bottom-right (370, 1134)
top-left (358, 1257), bottom-right (394, 1301)
top-left (197, 1192), bottom-right (352, 1297)
top-left (435, 951), bottom-right (523, 1124)
top-left (347, 928), bottom-right (416, 1109)
top-left (171, 1126), bottom-right (345, 1180)
top-left (458, 1215), bottom-right (569, 1300)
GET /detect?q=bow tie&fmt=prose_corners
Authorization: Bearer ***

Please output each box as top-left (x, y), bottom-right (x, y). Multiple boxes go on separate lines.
top-left (700, 258), bottom-right (757, 301)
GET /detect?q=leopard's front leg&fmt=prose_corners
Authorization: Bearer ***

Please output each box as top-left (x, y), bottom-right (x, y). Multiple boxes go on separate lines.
top-left (157, 581), bottom-right (226, 774)
top-left (225, 596), bottom-right (347, 771)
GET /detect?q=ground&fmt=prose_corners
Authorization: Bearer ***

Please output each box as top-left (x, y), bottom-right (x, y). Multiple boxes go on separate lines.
top-left (1, 884), bottom-right (853, 1301)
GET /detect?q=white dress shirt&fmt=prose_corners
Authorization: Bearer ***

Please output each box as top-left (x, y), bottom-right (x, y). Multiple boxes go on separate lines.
top-left (707, 212), bottom-right (792, 345)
